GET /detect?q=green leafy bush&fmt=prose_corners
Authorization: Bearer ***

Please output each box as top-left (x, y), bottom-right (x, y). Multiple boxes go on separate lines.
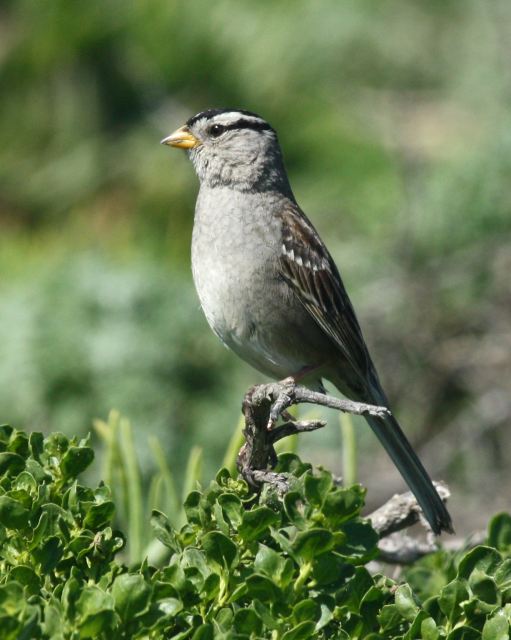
top-left (2, 423), bottom-right (511, 639)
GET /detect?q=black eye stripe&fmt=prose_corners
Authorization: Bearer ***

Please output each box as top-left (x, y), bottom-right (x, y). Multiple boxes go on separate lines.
top-left (221, 119), bottom-right (273, 133)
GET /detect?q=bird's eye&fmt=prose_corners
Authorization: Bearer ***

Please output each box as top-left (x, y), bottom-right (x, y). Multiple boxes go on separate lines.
top-left (209, 124), bottom-right (225, 138)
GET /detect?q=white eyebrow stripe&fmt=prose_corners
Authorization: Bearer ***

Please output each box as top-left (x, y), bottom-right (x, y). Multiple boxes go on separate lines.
top-left (211, 112), bottom-right (266, 127)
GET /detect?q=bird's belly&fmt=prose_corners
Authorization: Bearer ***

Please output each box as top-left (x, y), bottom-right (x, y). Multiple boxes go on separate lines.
top-left (193, 258), bottom-right (331, 379)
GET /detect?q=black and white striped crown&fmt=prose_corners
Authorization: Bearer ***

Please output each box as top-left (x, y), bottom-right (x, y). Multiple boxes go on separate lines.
top-left (186, 108), bottom-right (274, 134)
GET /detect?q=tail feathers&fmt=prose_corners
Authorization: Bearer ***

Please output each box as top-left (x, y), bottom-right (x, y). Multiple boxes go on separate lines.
top-left (366, 413), bottom-right (454, 535)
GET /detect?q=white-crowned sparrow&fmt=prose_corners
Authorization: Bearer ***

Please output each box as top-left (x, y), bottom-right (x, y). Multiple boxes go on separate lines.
top-left (162, 108), bottom-right (453, 535)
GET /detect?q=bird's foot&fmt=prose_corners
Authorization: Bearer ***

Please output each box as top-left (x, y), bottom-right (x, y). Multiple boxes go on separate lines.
top-left (266, 377), bottom-right (390, 429)
top-left (267, 377), bottom-right (296, 430)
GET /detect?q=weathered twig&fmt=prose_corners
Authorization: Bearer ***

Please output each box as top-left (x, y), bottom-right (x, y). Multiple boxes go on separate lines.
top-left (367, 486), bottom-right (487, 565)
top-left (377, 533), bottom-right (440, 565)
top-left (374, 530), bottom-right (487, 565)
top-left (366, 484), bottom-right (450, 564)
top-left (236, 380), bottom-right (389, 492)
top-left (368, 483), bottom-right (450, 538)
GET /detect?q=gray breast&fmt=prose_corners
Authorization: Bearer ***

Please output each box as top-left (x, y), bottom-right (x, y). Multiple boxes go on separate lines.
top-left (191, 187), bottom-right (278, 346)
top-left (190, 186), bottom-right (332, 379)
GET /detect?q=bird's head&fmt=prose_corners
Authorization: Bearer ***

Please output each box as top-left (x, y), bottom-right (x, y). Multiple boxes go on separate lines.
top-left (161, 109), bottom-right (291, 192)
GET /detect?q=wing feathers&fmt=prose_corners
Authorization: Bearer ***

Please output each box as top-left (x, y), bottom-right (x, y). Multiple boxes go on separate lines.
top-left (278, 203), bottom-right (372, 386)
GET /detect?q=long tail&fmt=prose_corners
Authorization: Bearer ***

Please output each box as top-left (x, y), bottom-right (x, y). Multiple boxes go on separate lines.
top-left (365, 411), bottom-right (454, 535)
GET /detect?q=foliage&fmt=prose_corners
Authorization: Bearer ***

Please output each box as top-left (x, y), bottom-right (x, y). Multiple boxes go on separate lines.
top-left (2, 424), bottom-right (511, 639)
top-left (94, 410), bottom-right (207, 566)
top-left (1, 0), bottom-right (511, 531)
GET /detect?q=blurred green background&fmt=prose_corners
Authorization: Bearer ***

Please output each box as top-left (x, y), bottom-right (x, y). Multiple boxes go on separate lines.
top-left (1, 0), bottom-right (510, 534)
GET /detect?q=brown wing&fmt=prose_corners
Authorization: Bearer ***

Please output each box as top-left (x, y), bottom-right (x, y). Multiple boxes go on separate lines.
top-left (278, 203), bottom-right (373, 385)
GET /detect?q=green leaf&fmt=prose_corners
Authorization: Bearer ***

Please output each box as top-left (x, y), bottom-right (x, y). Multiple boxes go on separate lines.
top-left (304, 470), bottom-right (333, 507)
top-left (83, 501), bottom-right (115, 529)
top-left (0, 424), bottom-right (13, 442)
top-left (281, 621), bottom-right (316, 640)
top-left (311, 551), bottom-right (352, 587)
top-left (8, 431), bottom-right (29, 457)
top-left (291, 528), bottom-right (333, 562)
top-left (421, 616), bottom-right (439, 640)
top-left (482, 610), bottom-right (510, 640)
top-left (151, 510), bottom-right (179, 551)
top-left (458, 546), bottom-right (502, 580)
top-left (405, 552), bottom-right (452, 601)
top-left (215, 607), bottom-right (233, 630)
top-left (212, 501), bottom-right (229, 536)
top-left (34, 536), bottom-right (64, 572)
top-left (447, 625), bottom-right (481, 640)
top-left (403, 611), bottom-right (430, 640)
top-left (337, 520), bottom-right (378, 560)
top-left (8, 566), bottom-right (41, 597)
top-left (217, 493), bottom-right (243, 528)
top-left (192, 624), bottom-right (213, 640)
top-left (337, 567), bottom-right (374, 612)
top-left (489, 514), bottom-right (511, 554)
top-left (0, 582), bottom-right (25, 615)
top-left (321, 485), bottom-right (366, 526)
top-left (252, 599), bottom-right (280, 630)
top-left (292, 598), bottom-right (321, 624)
top-left (12, 471), bottom-right (37, 495)
top-left (284, 492), bottom-right (309, 528)
top-left (238, 506), bottom-right (280, 542)
top-left (439, 579), bottom-right (470, 623)
top-left (25, 459), bottom-right (48, 483)
top-left (29, 432), bottom-right (44, 461)
top-left (0, 452), bottom-right (25, 476)
top-left (112, 573), bottom-right (152, 621)
top-left (0, 495), bottom-right (30, 529)
top-left (395, 584), bottom-right (419, 621)
top-left (245, 574), bottom-right (282, 602)
top-left (76, 586), bottom-right (115, 637)
top-left (360, 584), bottom-right (387, 623)
top-left (378, 604), bottom-right (403, 632)
top-left (43, 603), bottom-right (63, 639)
top-left (233, 608), bottom-right (263, 635)
top-left (201, 573), bottom-right (220, 599)
top-left (469, 569), bottom-right (499, 605)
top-left (79, 610), bottom-right (116, 639)
top-left (156, 597), bottom-right (183, 618)
top-left (315, 596), bottom-right (335, 632)
top-left (60, 446), bottom-right (94, 479)
top-left (183, 491), bottom-right (202, 525)
top-left (201, 531), bottom-right (238, 569)
top-left (275, 453), bottom-right (312, 477)
top-left (495, 560), bottom-right (511, 593)
top-left (254, 544), bottom-right (294, 588)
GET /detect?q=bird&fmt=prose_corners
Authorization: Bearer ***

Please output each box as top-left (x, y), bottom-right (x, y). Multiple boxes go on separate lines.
top-left (161, 108), bottom-right (453, 535)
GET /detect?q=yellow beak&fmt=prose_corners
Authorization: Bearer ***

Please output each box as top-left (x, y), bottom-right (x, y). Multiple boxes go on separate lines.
top-left (160, 125), bottom-right (200, 149)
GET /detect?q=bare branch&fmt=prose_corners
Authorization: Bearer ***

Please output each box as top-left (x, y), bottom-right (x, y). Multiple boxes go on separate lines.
top-left (368, 483), bottom-right (450, 538)
top-left (377, 533), bottom-right (439, 564)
